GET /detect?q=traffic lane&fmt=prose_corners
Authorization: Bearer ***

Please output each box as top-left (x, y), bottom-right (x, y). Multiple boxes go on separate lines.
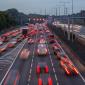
top-left (47, 39), bottom-right (85, 85)
top-left (5, 35), bottom-right (36, 85)
top-left (29, 55), bottom-right (57, 85)
top-left (19, 38), bottom-right (36, 85)
top-left (0, 62), bottom-right (10, 82)
top-left (0, 39), bottom-right (26, 83)
top-left (59, 41), bottom-right (85, 78)
top-left (29, 42), bottom-right (57, 85)
top-left (27, 32), bottom-right (40, 85)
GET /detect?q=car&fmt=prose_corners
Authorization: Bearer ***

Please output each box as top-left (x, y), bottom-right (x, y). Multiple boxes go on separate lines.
top-left (38, 74), bottom-right (53, 85)
top-left (45, 30), bottom-right (50, 33)
top-left (4, 70), bottom-right (20, 85)
top-left (47, 34), bottom-right (55, 39)
top-left (37, 44), bottom-right (48, 56)
top-left (7, 39), bottom-right (17, 48)
top-left (20, 49), bottom-right (30, 60)
top-left (28, 38), bottom-right (34, 44)
top-left (38, 38), bottom-right (46, 44)
top-left (0, 46), bottom-right (7, 54)
top-left (52, 44), bottom-right (62, 54)
top-left (1, 36), bottom-right (9, 42)
top-left (36, 62), bottom-right (49, 75)
top-left (56, 51), bottom-right (66, 60)
top-left (7, 42), bottom-right (15, 48)
top-left (16, 37), bottom-right (22, 42)
top-left (60, 58), bottom-right (79, 75)
top-left (49, 39), bottom-right (57, 44)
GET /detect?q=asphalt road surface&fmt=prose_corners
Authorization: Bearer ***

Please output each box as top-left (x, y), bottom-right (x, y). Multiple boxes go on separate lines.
top-left (0, 25), bottom-right (85, 85)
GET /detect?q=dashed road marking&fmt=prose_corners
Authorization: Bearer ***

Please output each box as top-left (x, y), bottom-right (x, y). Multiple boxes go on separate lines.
top-left (28, 33), bottom-right (37, 84)
top-left (43, 29), bottom-right (59, 85)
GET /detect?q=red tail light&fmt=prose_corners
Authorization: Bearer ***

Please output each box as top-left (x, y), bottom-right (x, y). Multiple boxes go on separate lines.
top-left (38, 78), bottom-right (42, 85)
top-left (73, 67), bottom-right (79, 74)
top-left (65, 68), bottom-right (70, 75)
top-left (37, 66), bottom-right (40, 74)
top-left (48, 77), bottom-right (52, 85)
top-left (45, 66), bottom-right (49, 73)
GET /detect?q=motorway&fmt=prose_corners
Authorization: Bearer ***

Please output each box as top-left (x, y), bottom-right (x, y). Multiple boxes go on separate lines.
top-left (0, 24), bottom-right (85, 85)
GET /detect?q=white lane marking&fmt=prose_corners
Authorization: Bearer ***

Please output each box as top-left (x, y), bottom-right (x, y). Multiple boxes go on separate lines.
top-left (28, 48), bottom-right (35, 82)
top-left (49, 28), bottom-right (85, 83)
top-left (48, 43), bottom-right (59, 85)
top-left (0, 39), bottom-right (27, 85)
top-left (28, 33), bottom-right (37, 83)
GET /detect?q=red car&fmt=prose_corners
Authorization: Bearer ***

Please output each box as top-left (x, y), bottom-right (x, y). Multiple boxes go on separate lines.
top-left (28, 38), bottom-right (34, 44)
top-left (36, 62), bottom-right (49, 75)
top-left (20, 49), bottom-right (30, 60)
top-left (7, 39), bottom-right (17, 48)
top-left (1, 36), bottom-right (9, 42)
top-left (0, 46), bottom-right (7, 54)
top-left (16, 37), bottom-right (22, 42)
top-left (60, 57), bottom-right (79, 75)
top-left (38, 38), bottom-right (46, 44)
top-left (52, 44), bottom-right (62, 54)
top-left (37, 44), bottom-right (48, 56)
top-left (49, 39), bottom-right (57, 44)
top-left (47, 34), bottom-right (55, 39)
top-left (38, 74), bottom-right (53, 85)
top-left (45, 30), bottom-right (50, 33)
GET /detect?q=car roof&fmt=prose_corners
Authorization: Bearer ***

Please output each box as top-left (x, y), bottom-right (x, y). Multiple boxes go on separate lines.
top-left (38, 62), bottom-right (47, 67)
top-left (38, 44), bottom-right (46, 48)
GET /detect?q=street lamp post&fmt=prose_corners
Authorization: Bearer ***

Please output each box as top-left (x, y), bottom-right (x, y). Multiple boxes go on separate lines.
top-left (71, 0), bottom-right (74, 42)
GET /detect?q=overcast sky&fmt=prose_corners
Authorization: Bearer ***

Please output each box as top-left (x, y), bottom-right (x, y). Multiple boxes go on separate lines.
top-left (0, 0), bottom-right (85, 15)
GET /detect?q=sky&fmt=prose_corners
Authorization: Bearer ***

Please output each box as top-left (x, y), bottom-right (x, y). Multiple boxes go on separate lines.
top-left (0, 0), bottom-right (85, 15)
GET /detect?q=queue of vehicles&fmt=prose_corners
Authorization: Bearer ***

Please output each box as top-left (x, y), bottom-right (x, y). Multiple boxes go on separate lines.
top-left (2, 24), bottom-right (79, 85)
top-left (47, 30), bottom-right (79, 76)
top-left (0, 29), bottom-right (25, 55)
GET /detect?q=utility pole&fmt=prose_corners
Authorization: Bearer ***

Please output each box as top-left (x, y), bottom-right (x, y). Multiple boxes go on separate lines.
top-left (45, 8), bottom-right (46, 16)
top-left (59, 7), bottom-right (60, 16)
top-left (71, 0), bottom-right (74, 42)
top-left (56, 8), bottom-right (57, 16)
top-left (40, 9), bottom-right (42, 15)
top-left (45, 8), bottom-right (47, 19)
top-left (59, 1), bottom-right (70, 39)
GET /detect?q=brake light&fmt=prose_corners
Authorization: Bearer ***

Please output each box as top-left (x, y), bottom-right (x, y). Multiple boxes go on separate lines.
top-left (48, 78), bottom-right (52, 85)
top-left (73, 67), bottom-right (79, 74)
top-left (37, 66), bottom-right (40, 74)
top-left (45, 66), bottom-right (48, 73)
top-left (65, 68), bottom-right (70, 75)
top-left (38, 78), bottom-right (42, 85)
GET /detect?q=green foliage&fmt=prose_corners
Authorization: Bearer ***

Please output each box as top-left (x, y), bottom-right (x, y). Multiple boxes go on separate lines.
top-left (0, 11), bottom-right (16, 31)
top-left (0, 8), bottom-right (29, 31)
